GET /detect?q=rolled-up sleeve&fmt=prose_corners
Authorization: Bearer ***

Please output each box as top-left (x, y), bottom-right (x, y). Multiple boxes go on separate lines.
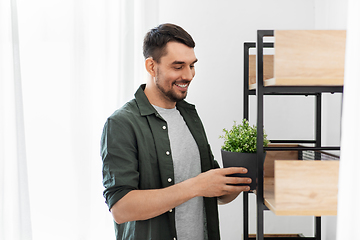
top-left (101, 117), bottom-right (139, 210)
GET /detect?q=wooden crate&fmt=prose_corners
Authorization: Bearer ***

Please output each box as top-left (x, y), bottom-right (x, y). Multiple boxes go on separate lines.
top-left (261, 144), bottom-right (339, 216)
top-left (249, 30), bottom-right (346, 89)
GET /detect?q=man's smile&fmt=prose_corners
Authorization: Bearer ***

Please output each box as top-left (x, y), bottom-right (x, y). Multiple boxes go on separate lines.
top-left (174, 81), bottom-right (190, 90)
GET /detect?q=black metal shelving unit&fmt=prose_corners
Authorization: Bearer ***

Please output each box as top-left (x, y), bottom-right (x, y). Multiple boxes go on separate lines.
top-left (242, 30), bottom-right (343, 240)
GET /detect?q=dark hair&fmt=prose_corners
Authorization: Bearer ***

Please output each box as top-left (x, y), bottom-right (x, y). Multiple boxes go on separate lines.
top-left (143, 23), bottom-right (195, 62)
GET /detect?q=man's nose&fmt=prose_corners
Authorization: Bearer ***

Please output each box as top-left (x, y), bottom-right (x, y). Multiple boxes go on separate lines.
top-left (182, 67), bottom-right (194, 80)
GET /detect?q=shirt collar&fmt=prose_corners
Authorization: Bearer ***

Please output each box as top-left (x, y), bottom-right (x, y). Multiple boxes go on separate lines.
top-left (135, 84), bottom-right (156, 116)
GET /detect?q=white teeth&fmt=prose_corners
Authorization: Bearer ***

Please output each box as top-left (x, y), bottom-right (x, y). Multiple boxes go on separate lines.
top-left (175, 83), bottom-right (188, 88)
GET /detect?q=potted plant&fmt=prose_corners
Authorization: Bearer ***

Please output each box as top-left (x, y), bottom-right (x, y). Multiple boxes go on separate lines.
top-left (220, 119), bottom-right (269, 190)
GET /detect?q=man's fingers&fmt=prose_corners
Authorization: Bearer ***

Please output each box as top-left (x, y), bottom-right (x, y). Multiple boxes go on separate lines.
top-left (221, 167), bottom-right (248, 175)
top-left (224, 184), bottom-right (251, 193)
top-left (225, 175), bottom-right (252, 185)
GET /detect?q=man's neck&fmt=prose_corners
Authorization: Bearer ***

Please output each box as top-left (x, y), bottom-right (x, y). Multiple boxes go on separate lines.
top-left (144, 84), bottom-right (176, 109)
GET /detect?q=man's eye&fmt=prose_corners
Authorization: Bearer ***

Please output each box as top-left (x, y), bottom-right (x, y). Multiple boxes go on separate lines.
top-left (190, 65), bottom-right (195, 69)
top-left (174, 66), bottom-right (183, 70)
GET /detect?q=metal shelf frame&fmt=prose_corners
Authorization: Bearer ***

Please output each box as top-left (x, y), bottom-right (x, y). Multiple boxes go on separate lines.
top-left (242, 30), bottom-right (342, 240)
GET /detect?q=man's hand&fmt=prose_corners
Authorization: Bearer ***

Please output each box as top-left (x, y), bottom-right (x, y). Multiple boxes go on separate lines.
top-left (190, 167), bottom-right (251, 203)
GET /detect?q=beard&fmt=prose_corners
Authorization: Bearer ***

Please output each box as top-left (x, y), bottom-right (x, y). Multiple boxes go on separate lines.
top-left (155, 70), bottom-right (189, 103)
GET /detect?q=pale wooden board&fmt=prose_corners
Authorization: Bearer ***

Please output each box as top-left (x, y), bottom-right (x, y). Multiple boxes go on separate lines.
top-left (273, 30), bottom-right (346, 86)
top-left (249, 55), bottom-right (274, 89)
top-left (248, 234), bottom-right (304, 238)
top-left (264, 77), bottom-right (344, 87)
top-left (263, 144), bottom-right (299, 178)
top-left (274, 160), bottom-right (339, 216)
top-left (264, 178), bottom-right (276, 212)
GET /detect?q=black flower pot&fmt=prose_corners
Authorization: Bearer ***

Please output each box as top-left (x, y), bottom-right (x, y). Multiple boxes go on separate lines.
top-left (221, 149), bottom-right (265, 190)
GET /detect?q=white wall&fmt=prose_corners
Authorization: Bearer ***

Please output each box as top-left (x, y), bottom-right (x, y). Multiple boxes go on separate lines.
top-left (157, 0), bottom-right (319, 239)
top-left (315, 0), bottom-right (348, 29)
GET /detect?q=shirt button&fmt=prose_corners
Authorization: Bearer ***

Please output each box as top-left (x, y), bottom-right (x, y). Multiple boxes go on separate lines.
top-left (162, 125), bottom-right (166, 130)
top-left (173, 238), bottom-right (176, 240)
top-left (169, 209), bottom-right (173, 213)
top-left (166, 151), bottom-right (170, 155)
top-left (168, 178), bottom-right (172, 183)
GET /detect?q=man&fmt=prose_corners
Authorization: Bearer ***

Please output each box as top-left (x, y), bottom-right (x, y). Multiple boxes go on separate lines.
top-left (101, 23), bottom-right (251, 240)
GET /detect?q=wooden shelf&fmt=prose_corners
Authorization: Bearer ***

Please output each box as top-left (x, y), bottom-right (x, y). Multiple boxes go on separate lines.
top-left (243, 29), bottom-right (344, 239)
top-left (249, 30), bottom-right (346, 89)
top-left (263, 160), bottom-right (339, 216)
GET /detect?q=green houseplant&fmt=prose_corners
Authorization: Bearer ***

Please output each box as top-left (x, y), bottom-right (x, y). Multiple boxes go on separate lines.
top-left (220, 119), bottom-right (269, 153)
top-left (220, 119), bottom-right (269, 190)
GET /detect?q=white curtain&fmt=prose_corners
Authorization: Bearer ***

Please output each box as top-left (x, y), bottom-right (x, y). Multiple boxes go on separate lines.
top-left (1, 0), bottom-right (32, 239)
top-left (0, 0), bottom-right (158, 239)
top-left (337, 0), bottom-right (360, 239)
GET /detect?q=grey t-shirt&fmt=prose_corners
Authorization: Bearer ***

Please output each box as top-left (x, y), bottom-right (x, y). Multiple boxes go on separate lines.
top-left (153, 105), bottom-right (204, 240)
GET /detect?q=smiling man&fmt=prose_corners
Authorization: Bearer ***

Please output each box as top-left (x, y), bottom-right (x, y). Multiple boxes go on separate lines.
top-left (144, 40), bottom-right (197, 108)
top-left (101, 23), bottom-right (251, 240)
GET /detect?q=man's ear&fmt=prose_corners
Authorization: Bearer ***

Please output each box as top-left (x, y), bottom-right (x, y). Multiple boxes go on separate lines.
top-left (145, 58), bottom-right (156, 77)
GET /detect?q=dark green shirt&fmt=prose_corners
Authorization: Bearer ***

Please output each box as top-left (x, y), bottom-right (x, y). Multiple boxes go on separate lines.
top-left (101, 84), bottom-right (220, 240)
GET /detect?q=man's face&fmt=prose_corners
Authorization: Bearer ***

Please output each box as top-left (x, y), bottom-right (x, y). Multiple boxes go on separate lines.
top-left (153, 41), bottom-right (197, 104)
